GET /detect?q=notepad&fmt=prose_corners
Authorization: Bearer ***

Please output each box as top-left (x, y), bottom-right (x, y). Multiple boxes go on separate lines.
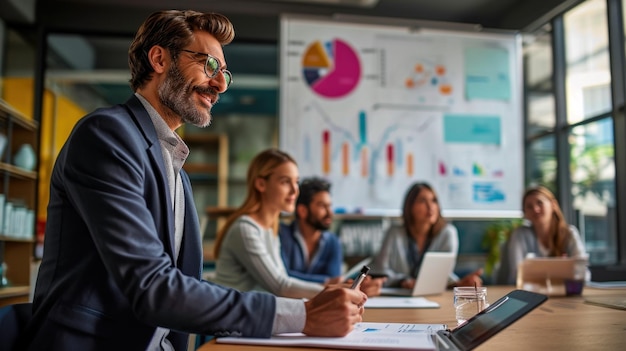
top-left (364, 296), bottom-right (440, 309)
top-left (216, 322), bottom-right (446, 351)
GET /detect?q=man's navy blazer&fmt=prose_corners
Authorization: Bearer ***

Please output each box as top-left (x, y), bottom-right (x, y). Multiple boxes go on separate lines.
top-left (23, 96), bottom-right (275, 350)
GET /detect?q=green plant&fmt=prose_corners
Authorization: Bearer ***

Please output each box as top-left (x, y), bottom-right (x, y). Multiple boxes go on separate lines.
top-left (481, 219), bottom-right (523, 277)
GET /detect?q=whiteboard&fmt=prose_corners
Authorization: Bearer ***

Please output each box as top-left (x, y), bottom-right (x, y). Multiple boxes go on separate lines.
top-left (279, 15), bottom-right (523, 217)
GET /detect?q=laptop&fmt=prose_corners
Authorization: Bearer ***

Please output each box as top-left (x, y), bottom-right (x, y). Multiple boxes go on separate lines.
top-left (380, 251), bottom-right (457, 296)
top-left (518, 257), bottom-right (587, 281)
top-left (517, 257), bottom-right (588, 295)
top-left (434, 289), bottom-right (548, 351)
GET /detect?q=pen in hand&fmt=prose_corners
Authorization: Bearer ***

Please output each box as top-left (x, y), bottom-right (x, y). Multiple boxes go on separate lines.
top-left (350, 265), bottom-right (370, 290)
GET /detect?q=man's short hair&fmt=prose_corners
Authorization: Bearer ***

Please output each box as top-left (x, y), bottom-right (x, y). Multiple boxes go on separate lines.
top-left (297, 177), bottom-right (331, 208)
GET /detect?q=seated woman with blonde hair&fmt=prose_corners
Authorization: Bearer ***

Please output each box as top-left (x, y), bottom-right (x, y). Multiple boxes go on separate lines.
top-left (212, 148), bottom-right (382, 298)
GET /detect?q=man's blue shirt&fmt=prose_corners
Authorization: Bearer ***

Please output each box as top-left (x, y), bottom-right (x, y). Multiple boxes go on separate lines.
top-left (279, 222), bottom-right (343, 283)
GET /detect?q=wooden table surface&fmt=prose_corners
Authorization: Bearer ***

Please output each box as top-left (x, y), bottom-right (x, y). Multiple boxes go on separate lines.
top-left (198, 285), bottom-right (626, 350)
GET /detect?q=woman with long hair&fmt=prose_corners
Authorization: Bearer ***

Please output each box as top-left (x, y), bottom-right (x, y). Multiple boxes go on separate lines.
top-left (212, 149), bottom-right (324, 298)
top-left (496, 185), bottom-right (586, 285)
top-left (370, 182), bottom-right (482, 289)
top-left (212, 148), bottom-right (382, 298)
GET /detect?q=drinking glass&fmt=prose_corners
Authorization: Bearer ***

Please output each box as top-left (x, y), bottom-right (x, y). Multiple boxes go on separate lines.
top-left (454, 286), bottom-right (488, 325)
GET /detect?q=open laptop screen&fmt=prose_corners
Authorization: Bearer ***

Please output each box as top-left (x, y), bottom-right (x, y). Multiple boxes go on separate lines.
top-left (379, 251), bottom-right (457, 297)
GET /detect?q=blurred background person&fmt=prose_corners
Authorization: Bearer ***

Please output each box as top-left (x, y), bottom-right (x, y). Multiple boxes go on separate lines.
top-left (370, 182), bottom-right (483, 289)
top-left (280, 177), bottom-right (384, 295)
top-left (212, 149), bottom-right (380, 298)
top-left (213, 149), bottom-right (323, 298)
top-left (496, 185), bottom-right (587, 285)
top-left (280, 177), bottom-right (342, 284)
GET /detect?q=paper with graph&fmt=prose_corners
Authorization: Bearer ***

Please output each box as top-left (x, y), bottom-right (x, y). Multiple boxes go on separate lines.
top-left (216, 322), bottom-right (445, 350)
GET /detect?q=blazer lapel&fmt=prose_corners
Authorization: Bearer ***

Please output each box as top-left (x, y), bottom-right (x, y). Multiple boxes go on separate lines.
top-left (124, 95), bottom-right (177, 258)
top-left (178, 170), bottom-right (202, 278)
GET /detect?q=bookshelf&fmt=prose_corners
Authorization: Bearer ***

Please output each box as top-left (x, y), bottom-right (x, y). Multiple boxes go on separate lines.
top-left (0, 100), bottom-right (38, 307)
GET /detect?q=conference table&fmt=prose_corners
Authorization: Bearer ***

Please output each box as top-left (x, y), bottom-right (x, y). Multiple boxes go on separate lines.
top-left (198, 285), bottom-right (625, 351)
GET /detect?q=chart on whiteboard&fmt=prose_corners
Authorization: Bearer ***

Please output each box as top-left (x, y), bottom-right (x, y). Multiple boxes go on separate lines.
top-left (280, 16), bottom-right (523, 215)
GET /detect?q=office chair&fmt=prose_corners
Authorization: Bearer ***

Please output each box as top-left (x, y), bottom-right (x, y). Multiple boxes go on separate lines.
top-left (0, 302), bottom-right (32, 351)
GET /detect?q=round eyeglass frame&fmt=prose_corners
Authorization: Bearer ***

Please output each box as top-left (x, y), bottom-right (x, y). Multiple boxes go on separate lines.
top-left (181, 49), bottom-right (233, 89)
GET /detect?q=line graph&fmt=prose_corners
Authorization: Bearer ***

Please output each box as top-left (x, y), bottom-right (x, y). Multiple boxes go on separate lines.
top-left (303, 101), bottom-right (436, 185)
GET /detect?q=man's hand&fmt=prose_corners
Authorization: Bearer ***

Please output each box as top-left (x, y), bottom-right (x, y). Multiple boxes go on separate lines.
top-left (302, 286), bottom-right (366, 337)
top-left (359, 276), bottom-right (386, 297)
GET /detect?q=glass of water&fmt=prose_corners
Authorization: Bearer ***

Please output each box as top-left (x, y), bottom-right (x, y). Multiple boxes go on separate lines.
top-left (453, 286), bottom-right (488, 325)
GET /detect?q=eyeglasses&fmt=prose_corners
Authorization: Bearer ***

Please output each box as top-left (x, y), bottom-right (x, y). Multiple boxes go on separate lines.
top-left (181, 49), bottom-right (233, 89)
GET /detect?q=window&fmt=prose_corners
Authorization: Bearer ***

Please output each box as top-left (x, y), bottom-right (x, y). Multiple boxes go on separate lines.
top-left (564, 0), bottom-right (617, 266)
top-left (524, 26), bottom-right (557, 194)
top-left (569, 119), bottom-right (616, 264)
top-left (524, 28), bottom-right (555, 136)
top-left (526, 135), bottom-right (556, 191)
top-left (524, 0), bottom-right (624, 272)
top-left (564, 0), bottom-right (611, 124)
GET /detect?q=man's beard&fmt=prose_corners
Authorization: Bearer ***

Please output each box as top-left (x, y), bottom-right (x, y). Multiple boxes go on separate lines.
top-left (306, 215), bottom-right (331, 231)
top-left (158, 61), bottom-right (217, 128)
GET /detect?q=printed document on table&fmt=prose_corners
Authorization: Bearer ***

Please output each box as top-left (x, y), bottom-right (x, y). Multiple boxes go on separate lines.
top-left (216, 322), bottom-right (445, 350)
top-left (364, 297), bottom-right (440, 309)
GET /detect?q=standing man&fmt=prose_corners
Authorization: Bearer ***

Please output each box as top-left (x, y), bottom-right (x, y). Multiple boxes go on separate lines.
top-left (23, 10), bottom-right (365, 351)
top-left (280, 177), bottom-right (385, 295)
top-left (280, 177), bottom-right (343, 284)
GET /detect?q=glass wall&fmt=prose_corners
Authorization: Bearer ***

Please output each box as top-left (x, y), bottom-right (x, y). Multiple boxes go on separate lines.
top-left (524, 0), bottom-right (621, 268)
top-left (565, 0), bottom-right (616, 265)
top-left (526, 135), bottom-right (557, 191)
top-left (565, 0), bottom-right (612, 124)
top-left (524, 27), bottom-right (555, 137)
top-left (524, 25), bottom-right (557, 191)
top-left (569, 119), bottom-right (616, 264)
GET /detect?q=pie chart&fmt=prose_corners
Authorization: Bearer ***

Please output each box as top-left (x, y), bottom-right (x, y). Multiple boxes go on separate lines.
top-left (302, 39), bottom-right (361, 99)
